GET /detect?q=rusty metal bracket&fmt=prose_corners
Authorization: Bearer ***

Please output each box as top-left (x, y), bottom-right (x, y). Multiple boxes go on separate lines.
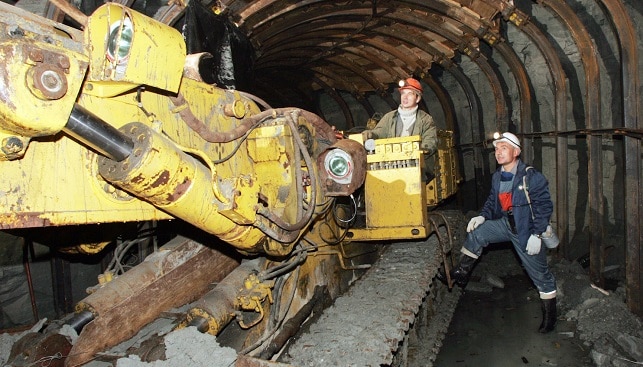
top-left (428, 212), bottom-right (455, 289)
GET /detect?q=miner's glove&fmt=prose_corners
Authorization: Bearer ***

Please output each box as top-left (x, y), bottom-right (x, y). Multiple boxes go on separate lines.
top-left (361, 130), bottom-right (374, 141)
top-left (526, 234), bottom-right (542, 255)
top-left (466, 216), bottom-right (485, 232)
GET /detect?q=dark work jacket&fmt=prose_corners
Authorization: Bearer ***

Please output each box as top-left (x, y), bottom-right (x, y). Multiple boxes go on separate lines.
top-left (479, 159), bottom-right (553, 250)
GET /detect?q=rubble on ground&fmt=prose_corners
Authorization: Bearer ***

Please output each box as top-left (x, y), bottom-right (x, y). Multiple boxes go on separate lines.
top-left (472, 248), bottom-right (643, 367)
top-left (1, 243), bottom-right (641, 367)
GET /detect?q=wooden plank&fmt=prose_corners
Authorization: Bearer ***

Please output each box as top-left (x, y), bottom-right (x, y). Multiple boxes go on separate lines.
top-left (66, 237), bottom-right (239, 366)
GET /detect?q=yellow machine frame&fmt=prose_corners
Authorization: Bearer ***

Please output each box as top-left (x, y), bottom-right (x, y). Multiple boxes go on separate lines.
top-left (346, 132), bottom-right (460, 242)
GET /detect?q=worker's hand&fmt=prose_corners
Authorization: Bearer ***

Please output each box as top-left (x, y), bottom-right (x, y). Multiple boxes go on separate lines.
top-left (466, 216), bottom-right (485, 232)
top-left (526, 234), bottom-right (542, 255)
top-left (361, 130), bottom-right (374, 141)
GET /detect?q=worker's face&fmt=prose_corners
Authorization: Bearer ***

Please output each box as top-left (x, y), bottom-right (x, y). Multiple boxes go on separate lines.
top-left (399, 89), bottom-right (420, 109)
top-left (494, 142), bottom-right (520, 165)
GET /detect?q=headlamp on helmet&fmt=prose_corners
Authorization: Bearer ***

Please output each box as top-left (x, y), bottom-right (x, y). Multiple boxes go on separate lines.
top-left (398, 78), bottom-right (423, 94)
top-left (492, 132), bottom-right (521, 150)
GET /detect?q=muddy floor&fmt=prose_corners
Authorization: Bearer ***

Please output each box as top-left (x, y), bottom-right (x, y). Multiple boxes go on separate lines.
top-left (434, 274), bottom-right (593, 367)
top-left (429, 245), bottom-right (642, 367)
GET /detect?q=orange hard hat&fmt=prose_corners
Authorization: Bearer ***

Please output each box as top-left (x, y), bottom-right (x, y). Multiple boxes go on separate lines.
top-left (398, 78), bottom-right (423, 94)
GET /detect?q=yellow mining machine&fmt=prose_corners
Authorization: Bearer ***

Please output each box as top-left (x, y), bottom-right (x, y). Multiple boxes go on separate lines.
top-left (0, 2), bottom-right (462, 366)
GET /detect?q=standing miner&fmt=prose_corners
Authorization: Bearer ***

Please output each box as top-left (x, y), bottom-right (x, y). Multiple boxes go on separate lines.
top-left (439, 132), bottom-right (557, 333)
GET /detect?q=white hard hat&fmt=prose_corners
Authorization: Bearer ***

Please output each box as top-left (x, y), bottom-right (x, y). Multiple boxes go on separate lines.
top-left (493, 132), bottom-right (521, 150)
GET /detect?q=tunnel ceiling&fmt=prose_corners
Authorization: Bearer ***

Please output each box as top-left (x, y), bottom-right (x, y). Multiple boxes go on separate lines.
top-left (207, 0), bottom-right (504, 107)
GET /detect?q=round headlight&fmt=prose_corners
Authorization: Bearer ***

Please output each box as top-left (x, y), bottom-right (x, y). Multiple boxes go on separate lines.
top-left (106, 17), bottom-right (133, 63)
top-left (329, 155), bottom-right (348, 176)
top-left (324, 149), bottom-right (353, 184)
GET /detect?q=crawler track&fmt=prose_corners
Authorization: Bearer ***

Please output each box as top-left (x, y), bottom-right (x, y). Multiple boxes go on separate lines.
top-left (280, 211), bottom-right (466, 367)
top-left (0, 213), bottom-right (465, 367)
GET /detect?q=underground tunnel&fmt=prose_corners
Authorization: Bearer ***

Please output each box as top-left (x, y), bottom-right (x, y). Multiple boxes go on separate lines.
top-left (0, 0), bottom-right (640, 366)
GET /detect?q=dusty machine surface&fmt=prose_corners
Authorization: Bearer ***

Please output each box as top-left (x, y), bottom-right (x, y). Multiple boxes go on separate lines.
top-left (0, 2), bottom-right (464, 366)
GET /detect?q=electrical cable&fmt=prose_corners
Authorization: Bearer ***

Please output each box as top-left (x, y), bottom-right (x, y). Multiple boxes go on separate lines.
top-left (239, 264), bottom-right (301, 357)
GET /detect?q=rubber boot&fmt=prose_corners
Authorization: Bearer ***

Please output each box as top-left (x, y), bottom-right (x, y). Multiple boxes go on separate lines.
top-left (437, 254), bottom-right (477, 288)
top-left (538, 297), bottom-right (557, 333)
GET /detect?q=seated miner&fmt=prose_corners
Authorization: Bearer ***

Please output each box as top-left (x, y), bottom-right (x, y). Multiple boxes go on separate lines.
top-left (361, 77), bottom-right (438, 182)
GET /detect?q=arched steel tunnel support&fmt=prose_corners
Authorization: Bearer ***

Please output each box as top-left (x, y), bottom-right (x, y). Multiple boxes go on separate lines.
top-left (354, 94), bottom-right (376, 124)
top-left (311, 75), bottom-right (355, 129)
top-left (500, 4), bottom-right (568, 251)
top-left (423, 73), bottom-right (462, 206)
top-left (598, 0), bottom-right (641, 317)
top-left (389, 9), bottom-right (509, 133)
top-left (465, 50), bottom-right (509, 132)
top-left (373, 73), bottom-right (454, 128)
top-left (493, 42), bottom-right (533, 143)
top-left (423, 74), bottom-right (456, 132)
top-left (535, 0), bottom-right (603, 286)
top-left (436, 58), bottom-right (486, 209)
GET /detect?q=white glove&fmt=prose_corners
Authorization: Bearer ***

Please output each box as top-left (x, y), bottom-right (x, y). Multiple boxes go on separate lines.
top-left (466, 216), bottom-right (485, 232)
top-left (526, 234), bottom-right (542, 255)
